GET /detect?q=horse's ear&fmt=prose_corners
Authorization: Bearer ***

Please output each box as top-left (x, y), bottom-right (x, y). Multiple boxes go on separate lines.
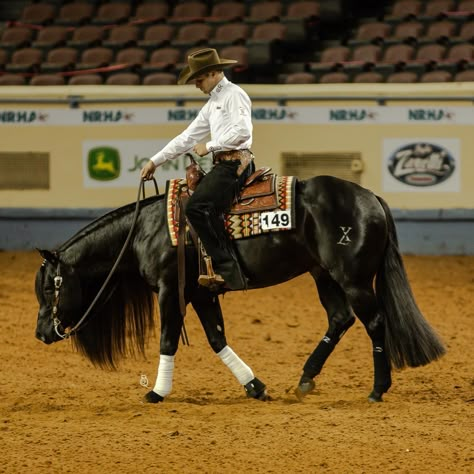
top-left (36, 248), bottom-right (57, 263)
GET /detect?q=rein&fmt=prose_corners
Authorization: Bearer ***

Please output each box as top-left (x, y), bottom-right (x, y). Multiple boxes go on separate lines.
top-left (53, 179), bottom-right (160, 339)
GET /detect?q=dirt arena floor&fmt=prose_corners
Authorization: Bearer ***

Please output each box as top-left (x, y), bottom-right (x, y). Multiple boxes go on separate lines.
top-left (0, 251), bottom-right (473, 473)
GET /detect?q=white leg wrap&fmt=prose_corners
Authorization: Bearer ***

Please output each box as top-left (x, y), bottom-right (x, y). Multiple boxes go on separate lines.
top-left (153, 354), bottom-right (175, 397)
top-left (217, 345), bottom-right (254, 385)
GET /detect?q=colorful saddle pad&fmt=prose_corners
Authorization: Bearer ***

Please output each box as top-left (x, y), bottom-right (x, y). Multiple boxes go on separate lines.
top-left (165, 175), bottom-right (296, 247)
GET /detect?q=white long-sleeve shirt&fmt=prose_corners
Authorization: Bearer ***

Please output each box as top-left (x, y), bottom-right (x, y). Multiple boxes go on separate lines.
top-left (150, 76), bottom-right (253, 167)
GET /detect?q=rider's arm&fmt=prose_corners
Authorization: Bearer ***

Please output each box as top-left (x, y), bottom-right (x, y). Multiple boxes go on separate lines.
top-left (150, 105), bottom-right (211, 167)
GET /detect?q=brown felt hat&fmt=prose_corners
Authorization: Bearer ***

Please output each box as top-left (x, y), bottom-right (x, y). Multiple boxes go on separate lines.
top-left (177, 48), bottom-right (237, 85)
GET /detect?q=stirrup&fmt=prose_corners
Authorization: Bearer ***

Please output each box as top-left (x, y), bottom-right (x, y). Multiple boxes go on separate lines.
top-left (198, 255), bottom-right (225, 289)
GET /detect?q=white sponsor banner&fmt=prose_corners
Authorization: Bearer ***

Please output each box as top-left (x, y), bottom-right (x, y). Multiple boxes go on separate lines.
top-left (82, 140), bottom-right (211, 189)
top-left (1, 106), bottom-right (473, 126)
top-left (382, 138), bottom-right (461, 192)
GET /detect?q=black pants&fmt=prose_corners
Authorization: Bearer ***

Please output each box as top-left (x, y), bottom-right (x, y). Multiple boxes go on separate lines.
top-left (185, 159), bottom-right (255, 289)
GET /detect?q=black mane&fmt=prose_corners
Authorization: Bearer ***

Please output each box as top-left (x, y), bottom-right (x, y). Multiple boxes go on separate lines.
top-left (63, 195), bottom-right (164, 368)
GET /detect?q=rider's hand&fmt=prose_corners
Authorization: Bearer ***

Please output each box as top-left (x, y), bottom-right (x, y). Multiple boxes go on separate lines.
top-left (193, 143), bottom-right (208, 156)
top-left (141, 160), bottom-right (156, 180)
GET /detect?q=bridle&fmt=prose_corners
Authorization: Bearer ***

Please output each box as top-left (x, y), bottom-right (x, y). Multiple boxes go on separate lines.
top-left (48, 178), bottom-right (158, 340)
top-left (52, 262), bottom-right (66, 339)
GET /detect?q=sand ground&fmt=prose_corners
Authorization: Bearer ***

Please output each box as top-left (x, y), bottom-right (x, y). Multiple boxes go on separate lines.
top-left (0, 251), bottom-right (473, 473)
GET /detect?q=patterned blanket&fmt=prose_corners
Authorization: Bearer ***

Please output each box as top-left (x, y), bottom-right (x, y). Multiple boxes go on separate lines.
top-left (165, 175), bottom-right (296, 247)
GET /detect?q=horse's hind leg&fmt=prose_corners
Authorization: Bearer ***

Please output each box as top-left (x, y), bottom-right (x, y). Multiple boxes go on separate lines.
top-left (191, 288), bottom-right (269, 401)
top-left (296, 271), bottom-right (355, 400)
top-left (342, 283), bottom-right (392, 402)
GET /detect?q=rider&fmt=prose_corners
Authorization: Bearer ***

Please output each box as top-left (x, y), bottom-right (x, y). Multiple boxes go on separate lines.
top-left (141, 48), bottom-right (255, 291)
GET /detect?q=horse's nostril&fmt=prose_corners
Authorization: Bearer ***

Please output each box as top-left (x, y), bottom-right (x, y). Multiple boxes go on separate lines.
top-left (35, 331), bottom-right (46, 343)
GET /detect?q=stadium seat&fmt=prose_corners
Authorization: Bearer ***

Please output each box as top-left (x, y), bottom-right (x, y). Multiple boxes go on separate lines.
top-left (382, 43), bottom-right (415, 64)
top-left (92, 3), bottom-right (131, 25)
top-left (0, 27), bottom-right (34, 50)
top-left (106, 73), bottom-right (141, 85)
top-left (284, 72), bottom-right (316, 83)
top-left (30, 74), bottom-right (65, 85)
top-left (420, 70), bottom-right (452, 81)
top-left (454, 69), bottom-right (474, 81)
top-left (210, 2), bottom-right (247, 21)
top-left (446, 43), bottom-right (474, 64)
top-left (423, 0), bottom-right (455, 18)
top-left (390, 21), bottom-right (425, 43)
top-left (115, 47), bottom-right (147, 67)
top-left (142, 47), bottom-right (182, 74)
top-left (423, 21), bottom-right (457, 42)
top-left (414, 44), bottom-right (447, 65)
top-left (388, 0), bottom-right (423, 20)
top-left (318, 71), bottom-right (350, 83)
top-left (41, 47), bottom-right (79, 73)
top-left (77, 47), bottom-right (114, 69)
top-left (457, 0), bottom-right (474, 11)
top-left (67, 26), bottom-right (104, 48)
top-left (251, 22), bottom-right (287, 41)
top-left (103, 25), bottom-right (141, 49)
top-left (0, 73), bottom-right (26, 85)
top-left (133, 3), bottom-right (169, 23)
top-left (386, 71), bottom-right (418, 82)
top-left (172, 23), bottom-right (213, 48)
top-left (56, 3), bottom-right (95, 26)
top-left (139, 25), bottom-right (175, 50)
top-left (285, 1), bottom-right (320, 19)
top-left (351, 44), bottom-right (383, 64)
top-left (169, 2), bottom-right (208, 24)
top-left (248, 2), bottom-right (283, 22)
top-left (143, 72), bottom-right (177, 85)
top-left (6, 47), bottom-right (43, 73)
top-left (220, 45), bottom-right (249, 69)
top-left (32, 26), bottom-right (70, 49)
top-left (68, 73), bottom-right (103, 85)
top-left (212, 23), bottom-right (250, 46)
top-left (19, 3), bottom-right (56, 25)
top-left (349, 22), bottom-right (392, 45)
top-left (459, 21), bottom-right (474, 41)
top-left (353, 71), bottom-right (384, 82)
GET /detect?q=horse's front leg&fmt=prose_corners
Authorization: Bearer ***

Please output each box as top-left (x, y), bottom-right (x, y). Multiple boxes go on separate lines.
top-left (144, 288), bottom-right (183, 403)
top-left (191, 288), bottom-right (269, 401)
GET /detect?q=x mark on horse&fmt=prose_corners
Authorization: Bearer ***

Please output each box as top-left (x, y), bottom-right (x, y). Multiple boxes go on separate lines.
top-left (34, 173), bottom-right (445, 404)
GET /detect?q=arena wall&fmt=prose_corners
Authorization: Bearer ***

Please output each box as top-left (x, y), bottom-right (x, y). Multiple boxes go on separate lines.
top-left (0, 83), bottom-right (473, 253)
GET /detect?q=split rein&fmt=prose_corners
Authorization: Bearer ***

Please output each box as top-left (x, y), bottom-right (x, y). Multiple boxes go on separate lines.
top-left (52, 179), bottom-right (189, 345)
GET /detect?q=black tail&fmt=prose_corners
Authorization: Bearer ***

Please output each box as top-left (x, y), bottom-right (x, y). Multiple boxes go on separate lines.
top-left (375, 196), bottom-right (446, 369)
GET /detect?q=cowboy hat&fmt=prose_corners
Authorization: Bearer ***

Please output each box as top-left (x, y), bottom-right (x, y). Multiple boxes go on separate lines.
top-left (177, 48), bottom-right (237, 85)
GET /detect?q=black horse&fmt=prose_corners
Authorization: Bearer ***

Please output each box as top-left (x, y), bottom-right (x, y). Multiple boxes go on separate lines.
top-left (35, 175), bottom-right (445, 403)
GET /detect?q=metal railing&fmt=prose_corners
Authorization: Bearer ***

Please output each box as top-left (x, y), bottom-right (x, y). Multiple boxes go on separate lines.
top-left (0, 94), bottom-right (473, 108)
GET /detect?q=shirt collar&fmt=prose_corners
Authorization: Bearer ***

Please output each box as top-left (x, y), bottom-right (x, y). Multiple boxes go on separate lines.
top-left (210, 76), bottom-right (229, 97)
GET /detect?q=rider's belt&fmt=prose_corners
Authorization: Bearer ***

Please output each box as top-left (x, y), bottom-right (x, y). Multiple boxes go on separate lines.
top-left (213, 149), bottom-right (254, 176)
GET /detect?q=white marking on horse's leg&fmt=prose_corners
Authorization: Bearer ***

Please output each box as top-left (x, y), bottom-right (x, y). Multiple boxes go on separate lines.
top-left (217, 345), bottom-right (254, 385)
top-left (153, 354), bottom-right (175, 397)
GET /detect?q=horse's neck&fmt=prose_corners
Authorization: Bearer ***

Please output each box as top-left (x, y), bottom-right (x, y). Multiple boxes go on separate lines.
top-left (61, 197), bottom-right (165, 272)
top-left (61, 210), bottom-right (135, 272)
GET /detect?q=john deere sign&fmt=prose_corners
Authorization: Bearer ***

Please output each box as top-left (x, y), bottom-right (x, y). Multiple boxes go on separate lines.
top-left (83, 139), bottom-right (183, 188)
top-left (88, 147), bottom-right (121, 181)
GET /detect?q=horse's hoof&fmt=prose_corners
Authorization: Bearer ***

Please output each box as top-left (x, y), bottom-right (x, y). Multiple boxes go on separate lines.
top-left (144, 391), bottom-right (164, 403)
top-left (244, 377), bottom-right (269, 401)
top-left (368, 390), bottom-right (384, 403)
top-left (294, 379), bottom-right (316, 401)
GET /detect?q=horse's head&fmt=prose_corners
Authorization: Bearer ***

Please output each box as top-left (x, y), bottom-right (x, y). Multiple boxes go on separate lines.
top-left (35, 249), bottom-right (83, 344)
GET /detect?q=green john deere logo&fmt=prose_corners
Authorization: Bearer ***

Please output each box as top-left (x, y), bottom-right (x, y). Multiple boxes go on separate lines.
top-left (88, 147), bottom-right (120, 181)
